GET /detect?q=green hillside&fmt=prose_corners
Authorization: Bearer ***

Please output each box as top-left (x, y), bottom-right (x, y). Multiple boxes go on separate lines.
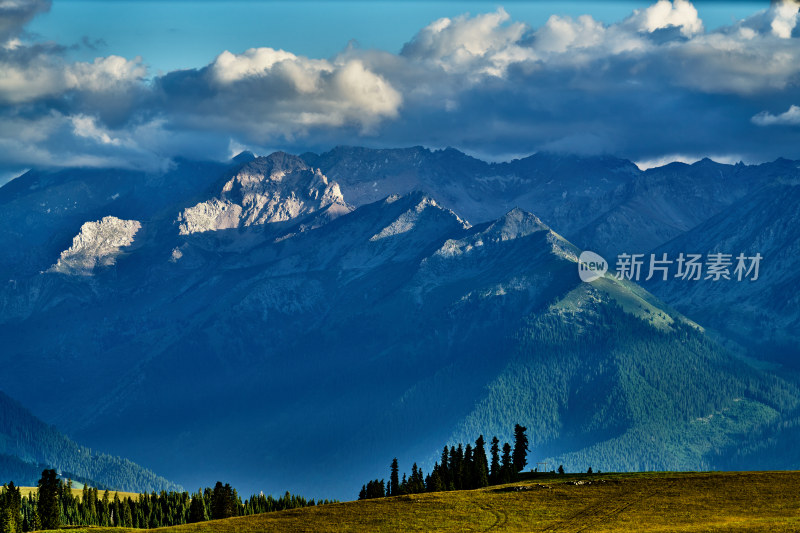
top-left (38, 471), bottom-right (800, 532)
top-left (442, 283), bottom-right (800, 474)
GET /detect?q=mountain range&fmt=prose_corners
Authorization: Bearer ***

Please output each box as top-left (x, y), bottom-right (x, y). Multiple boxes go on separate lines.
top-left (0, 146), bottom-right (797, 498)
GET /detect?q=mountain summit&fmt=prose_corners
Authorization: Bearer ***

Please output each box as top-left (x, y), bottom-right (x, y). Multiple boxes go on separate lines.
top-left (178, 152), bottom-right (350, 235)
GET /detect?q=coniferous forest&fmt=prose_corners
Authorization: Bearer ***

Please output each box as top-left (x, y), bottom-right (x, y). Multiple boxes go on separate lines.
top-left (358, 424), bottom-right (536, 499)
top-left (0, 470), bottom-right (334, 532)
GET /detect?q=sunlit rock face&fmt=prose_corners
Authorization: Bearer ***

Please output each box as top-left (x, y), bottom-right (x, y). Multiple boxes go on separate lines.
top-left (49, 216), bottom-right (142, 275)
top-left (177, 152), bottom-right (349, 235)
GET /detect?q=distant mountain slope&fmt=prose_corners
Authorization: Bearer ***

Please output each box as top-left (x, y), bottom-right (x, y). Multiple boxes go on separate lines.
top-left (0, 390), bottom-right (181, 492)
top-left (644, 176), bottom-right (800, 363)
top-left (574, 157), bottom-right (799, 258)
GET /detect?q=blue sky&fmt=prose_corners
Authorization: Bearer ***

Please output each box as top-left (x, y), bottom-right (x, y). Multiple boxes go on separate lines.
top-left (1, 0), bottom-right (799, 180)
top-left (27, 1), bottom-right (764, 74)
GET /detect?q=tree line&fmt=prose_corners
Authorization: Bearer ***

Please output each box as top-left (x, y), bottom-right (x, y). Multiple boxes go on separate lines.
top-left (359, 424), bottom-right (530, 499)
top-left (0, 469), bottom-right (334, 532)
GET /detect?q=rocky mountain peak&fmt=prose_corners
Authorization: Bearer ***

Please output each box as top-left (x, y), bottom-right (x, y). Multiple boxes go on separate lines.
top-left (177, 151), bottom-right (349, 235)
top-left (484, 207), bottom-right (550, 242)
top-left (49, 216), bottom-right (142, 275)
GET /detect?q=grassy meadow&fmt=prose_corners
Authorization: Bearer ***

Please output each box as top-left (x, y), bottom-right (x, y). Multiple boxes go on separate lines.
top-left (32, 470), bottom-right (800, 532)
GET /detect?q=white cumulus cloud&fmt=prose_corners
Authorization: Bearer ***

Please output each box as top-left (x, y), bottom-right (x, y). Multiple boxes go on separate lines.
top-left (626, 0), bottom-right (704, 36)
top-left (752, 105), bottom-right (800, 126)
top-left (0, 54), bottom-right (145, 104)
top-left (770, 0), bottom-right (800, 38)
top-left (211, 47), bottom-right (329, 87)
top-left (401, 8), bottom-right (530, 77)
top-left (185, 48), bottom-right (402, 134)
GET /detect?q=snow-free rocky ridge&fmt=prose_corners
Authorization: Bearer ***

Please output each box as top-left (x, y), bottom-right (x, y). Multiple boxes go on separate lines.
top-left (177, 152), bottom-right (350, 235)
top-left (49, 216), bottom-right (142, 275)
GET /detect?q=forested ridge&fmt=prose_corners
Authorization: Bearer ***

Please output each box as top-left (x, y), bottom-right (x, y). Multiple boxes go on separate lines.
top-left (447, 299), bottom-right (800, 472)
top-left (0, 391), bottom-right (180, 493)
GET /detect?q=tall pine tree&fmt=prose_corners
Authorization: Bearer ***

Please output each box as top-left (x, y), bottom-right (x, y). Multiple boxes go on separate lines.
top-left (452, 445), bottom-right (463, 490)
top-left (473, 436), bottom-right (489, 488)
top-left (489, 437), bottom-right (501, 485)
top-left (390, 458), bottom-right (399, 497)
top-left (188, 490), bottom-right (207, 523)
top-left (439, 447), bottom-right (450, 490)
top-left (512, 424), bottom-right (529, 474)
top-left (462, 444), bottom-right (474, 490)
top-left (37, 469), bottom-right (61, 530)
top-left (500, 443), bottom-right (513, 484)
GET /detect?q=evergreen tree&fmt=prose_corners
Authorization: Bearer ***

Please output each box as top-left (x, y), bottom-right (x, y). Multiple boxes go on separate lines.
top-left (0, 507), bottom-right (15, 533)
top-left (188, 491), bottom-right (208, 523)
top-left (2, 482), bottom-right (22, 533)
top-left (462, 444), bottom-right (474, 490)
top-left (587, 467), bottom-right (593, 475)
top-left (500, 443), bottom-right (513, 484)
top-left (439, 447), bottom-right (450, 490)
top-left (112, 493), bottom-right (121, 527)
top-left (390, 458), bottom-right (399, 497)
top-left (37, 469), bottom-right (61, 530)
top-left (100, 490), bottom-right (111, 526)
top-left (512, 424), bottom-right (529, 474)
top-left (558, 465), bottom-right (565, 475)
top-left (122, 499), bottom-right (133, 528)
top-left (473, 435), bottom-right (490, 488)
top-left (448, 446), bottom-right (457, 490)
top-left (489, 437), bottom-right (501, 485)
top-left (427, 469), bottom-right (443, 492)
top-left (409, 464), bottom-right (425, 494)
top-left (364, 479), bottom-right (385, 499)
top-left (452, 444), bottom-right (464, 490)
top-left (211, 482), bottom-right (237, 520)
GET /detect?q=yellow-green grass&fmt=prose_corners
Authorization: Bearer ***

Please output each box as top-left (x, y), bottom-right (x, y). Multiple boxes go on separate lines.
top-left (19, 487), bottom-right (141, 501)
top-left (39, 471), bottom-right (800, 532)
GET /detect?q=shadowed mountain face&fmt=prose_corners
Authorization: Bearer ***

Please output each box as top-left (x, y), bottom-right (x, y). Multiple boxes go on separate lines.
top-left (0, 148), bottom-right (798, 499)
top-left (0, 159), bottom-right (230, 280)
top-left (644, 176), bottom-right (800, 362)
top-left (0, 390), bottom-right (182, 492)
top-left (574, 158), bottom-right (798, 258)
